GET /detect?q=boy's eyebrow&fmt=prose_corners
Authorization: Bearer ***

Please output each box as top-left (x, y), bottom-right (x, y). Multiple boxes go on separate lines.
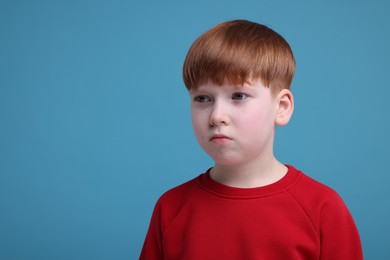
top-left (188, 88), bottom-right (206, 95)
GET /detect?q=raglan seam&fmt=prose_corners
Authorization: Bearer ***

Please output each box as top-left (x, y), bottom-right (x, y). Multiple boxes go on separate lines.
top-left (285, 189), bottom-right (320, 238)
top-left (162, 181), bottom-right (202, 238)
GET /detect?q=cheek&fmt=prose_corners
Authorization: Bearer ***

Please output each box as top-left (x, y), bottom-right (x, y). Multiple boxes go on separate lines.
top-left (191, 113), bottom-right (207, 139)
top-left (240, 109), bottom-right (273, 133)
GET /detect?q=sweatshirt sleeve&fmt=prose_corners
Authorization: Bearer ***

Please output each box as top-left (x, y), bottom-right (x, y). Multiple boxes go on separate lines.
top-left (319, 191), bottom-right (363, 260)
top-left (139, 201), bottom-right (163, 260)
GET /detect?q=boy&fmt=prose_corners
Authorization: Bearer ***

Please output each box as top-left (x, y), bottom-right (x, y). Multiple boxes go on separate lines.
top-left (140, 19), bottom-right (362, 259)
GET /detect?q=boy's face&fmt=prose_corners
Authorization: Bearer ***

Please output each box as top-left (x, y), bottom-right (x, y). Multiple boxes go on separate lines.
top-left (190, 80), bottom-right (281, 167)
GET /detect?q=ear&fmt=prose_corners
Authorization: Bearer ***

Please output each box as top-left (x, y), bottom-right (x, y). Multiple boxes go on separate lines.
top-left (275, 89), bottom-right (294, 126)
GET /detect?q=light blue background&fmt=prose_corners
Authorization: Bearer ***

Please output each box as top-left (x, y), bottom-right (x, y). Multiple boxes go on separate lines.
top-left (1, 0), bottom-right (389, 259)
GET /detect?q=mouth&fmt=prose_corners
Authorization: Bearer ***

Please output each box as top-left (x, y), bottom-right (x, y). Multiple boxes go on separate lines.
top-left (210, 134), bottom-right (232, 143)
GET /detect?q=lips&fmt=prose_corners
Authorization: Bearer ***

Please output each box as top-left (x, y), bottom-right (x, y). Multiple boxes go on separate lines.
top-left (210, 134), bottom-right (232, 143)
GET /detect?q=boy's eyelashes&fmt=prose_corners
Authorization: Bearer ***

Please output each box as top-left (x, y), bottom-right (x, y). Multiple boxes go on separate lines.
top-left (231, 92), bottom-right (247, 100)
top-left (193, 92), bottom-right (248, 103)
top-left (193, 95), bottom-right (211, 103)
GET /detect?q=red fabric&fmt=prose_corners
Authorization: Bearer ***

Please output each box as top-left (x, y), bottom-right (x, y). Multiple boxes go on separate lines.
top-left (140, 166), bottom-right (362, 259)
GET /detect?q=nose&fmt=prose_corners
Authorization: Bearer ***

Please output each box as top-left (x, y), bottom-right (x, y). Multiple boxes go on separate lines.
top-left (209, 101), bottom-right (230, 127)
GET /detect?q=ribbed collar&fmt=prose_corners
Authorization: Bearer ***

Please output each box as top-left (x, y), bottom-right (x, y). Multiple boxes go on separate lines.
top-left (198, 165), bottom-right (302, 199)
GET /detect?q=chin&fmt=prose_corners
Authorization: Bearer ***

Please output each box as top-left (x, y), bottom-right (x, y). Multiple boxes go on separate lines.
top-left (210, 156), bottom-right (243, 166)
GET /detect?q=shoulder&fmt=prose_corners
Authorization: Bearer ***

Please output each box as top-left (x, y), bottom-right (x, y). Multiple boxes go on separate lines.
top-left (287, 167), bottom-right (363, 258)
top-left (154, 175), bottom-right (202, 223)
top-left (158, 176), bottom-right (200, 205)
top-left (140, 175), bottom-right (204, 259)
top-left (290, 170), bottom-right (342, 202)
top-left (287, 167), bottom-right (353, 229)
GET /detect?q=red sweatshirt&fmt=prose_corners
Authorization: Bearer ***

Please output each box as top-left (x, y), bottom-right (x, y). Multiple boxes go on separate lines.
top-left (140, 165), bottom-right (362, 259)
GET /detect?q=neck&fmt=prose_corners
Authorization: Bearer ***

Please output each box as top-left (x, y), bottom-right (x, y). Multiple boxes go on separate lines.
top-left (210, 157), bottom-right (287, 188)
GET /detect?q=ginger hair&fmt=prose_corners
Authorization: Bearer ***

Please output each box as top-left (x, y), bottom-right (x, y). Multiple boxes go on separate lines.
top-left (183, 19), bottom-right (295, 94)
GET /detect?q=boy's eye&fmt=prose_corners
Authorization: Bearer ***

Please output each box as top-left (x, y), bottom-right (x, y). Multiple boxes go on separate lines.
top-left (232, 92), bottom-right (247, 100)
top-left (194, 95), bottom-right (211, 103)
